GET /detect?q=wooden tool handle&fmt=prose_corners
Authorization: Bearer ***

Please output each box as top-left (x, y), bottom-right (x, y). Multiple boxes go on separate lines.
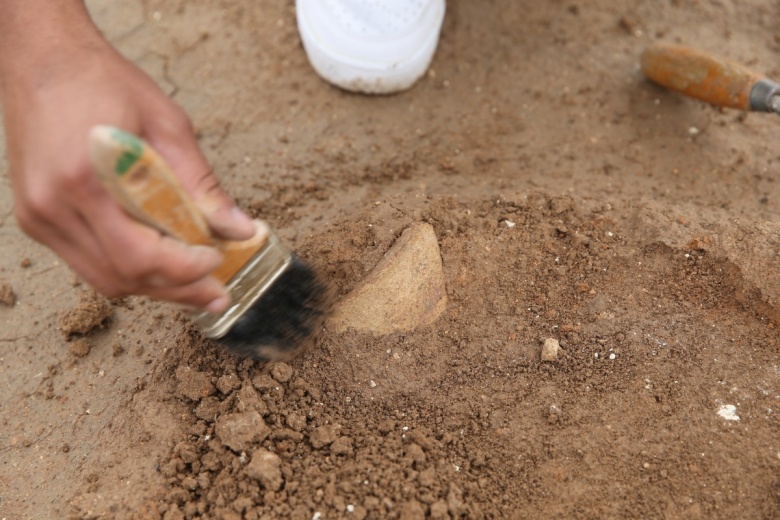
top-left (89, 125), bottom-right (268, 284)
top-left (641, 42), bottom-right (764, 111)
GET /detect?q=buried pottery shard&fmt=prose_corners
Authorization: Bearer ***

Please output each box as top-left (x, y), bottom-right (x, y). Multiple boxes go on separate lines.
top-left (329, 222), bottom-right (447, 334)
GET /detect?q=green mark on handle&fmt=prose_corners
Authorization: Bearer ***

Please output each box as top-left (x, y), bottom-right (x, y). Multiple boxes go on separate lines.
top-left (111, 128), bottom-right (144, 176)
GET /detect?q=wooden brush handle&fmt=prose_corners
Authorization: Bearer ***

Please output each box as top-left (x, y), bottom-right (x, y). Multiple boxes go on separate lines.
top-left (89, 125), bottom-right (268, 284)
top-left (641, 42), bottom-right (766, 111)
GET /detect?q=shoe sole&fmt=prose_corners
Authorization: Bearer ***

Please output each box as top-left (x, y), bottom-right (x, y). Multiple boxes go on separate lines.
top-left (296, 0), bottom-right (446, 94)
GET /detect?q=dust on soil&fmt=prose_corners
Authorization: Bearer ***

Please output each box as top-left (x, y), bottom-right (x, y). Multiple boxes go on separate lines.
top-left (3, 1), bottom-right (780, 519)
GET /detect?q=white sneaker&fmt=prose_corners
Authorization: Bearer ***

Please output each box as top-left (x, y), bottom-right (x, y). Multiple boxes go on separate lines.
top-left (296, 0), bottom-right (446, 94)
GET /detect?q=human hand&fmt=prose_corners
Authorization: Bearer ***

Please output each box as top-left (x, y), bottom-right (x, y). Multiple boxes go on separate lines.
top-left (0, 16), bottom-right (254, 312)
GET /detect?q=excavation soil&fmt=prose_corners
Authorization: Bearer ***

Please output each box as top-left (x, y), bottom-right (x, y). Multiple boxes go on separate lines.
top-left (3, 1), bottom-right (780, 519)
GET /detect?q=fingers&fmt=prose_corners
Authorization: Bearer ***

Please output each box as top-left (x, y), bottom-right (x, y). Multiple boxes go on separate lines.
top-left (26, 203), bottom-right (230, 311)
top-left (145, 277), bottom-right (231, 314)
top-left (11, 144), bottom-right (230, 310)
top-left (3, 49), bottom-right (243, 314)
top-left (76, 190), bottom-right (230, 308)
top-left (143, 108), bottom-right (255, 241)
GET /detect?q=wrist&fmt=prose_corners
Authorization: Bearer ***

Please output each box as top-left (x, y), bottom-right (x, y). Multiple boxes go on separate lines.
top-left (0, 1), bottom-right (107, 94)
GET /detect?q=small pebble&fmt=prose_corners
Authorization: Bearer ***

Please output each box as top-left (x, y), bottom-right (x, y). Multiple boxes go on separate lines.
top-left (548, 405), bottom-right (562, 424)
top-left (541, 338), bottom-right (560, 362)
top-left (0, 283), bottom-right (16, 306)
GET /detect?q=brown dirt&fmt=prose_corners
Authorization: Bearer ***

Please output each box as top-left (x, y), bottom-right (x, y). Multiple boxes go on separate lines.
top-left (59, 290), bottom-right (115, 339)
top-left (3, 0), bottom-right (780, 519)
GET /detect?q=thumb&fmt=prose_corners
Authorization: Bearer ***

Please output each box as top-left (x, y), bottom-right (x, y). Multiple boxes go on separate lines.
top-left (144, 113), bottom-right (255, 241)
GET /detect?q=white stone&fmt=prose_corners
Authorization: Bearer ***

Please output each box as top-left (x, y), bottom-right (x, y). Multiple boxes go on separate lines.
top-left (717, 404), bottom-right (740, 421)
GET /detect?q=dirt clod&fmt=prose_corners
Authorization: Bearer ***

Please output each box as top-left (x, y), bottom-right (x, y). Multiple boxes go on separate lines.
top-left (430, 500), bottom-right (449, 519)
top-left (330, 436), bottom-right (353, 456)
top-left (175, 367), bottom-right (216, 401)
top-left (235, 384), bottom-right (267, 414)
top-left (194, 397), bottom-right (221, 422)
top-left (309, 424), bottom-right (340, 449)
top-left (286, 412), bottom-right (307, 432)
top-left (216, 374), bottom-right (241, 394)
top-left (215, 412), bottom-right (271, 452)
top-left (400, 500), bottom-right (426, 520)
top-left (245, 449), bottom-right (283, 491)
top-left (174, 442), bottom-right (199, 464)
top-left (59, 290), bottom-right (113, 337)
top-left (68, 339), bottom-right (91, 358)
top-left (270, 362), bottom-right (294, 383)
top-left (251, 373), bottom-right (276, 391)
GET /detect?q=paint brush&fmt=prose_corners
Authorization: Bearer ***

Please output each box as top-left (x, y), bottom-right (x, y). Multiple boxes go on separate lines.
top-left (88, 125), bottom-right (329, 362)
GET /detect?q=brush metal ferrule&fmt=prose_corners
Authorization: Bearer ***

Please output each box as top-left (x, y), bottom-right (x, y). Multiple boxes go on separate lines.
top-left (193, 228), bottom-right (293, 339)
top-left (749, 78), bottom-right (780, 113)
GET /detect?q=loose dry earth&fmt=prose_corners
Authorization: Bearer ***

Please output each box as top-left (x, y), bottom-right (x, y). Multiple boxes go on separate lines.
top-left (3, 1), bottom-right (780, 519)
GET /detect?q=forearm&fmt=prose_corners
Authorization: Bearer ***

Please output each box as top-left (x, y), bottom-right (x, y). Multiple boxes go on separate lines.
top-left (0, 1), bottom-right (106, 93)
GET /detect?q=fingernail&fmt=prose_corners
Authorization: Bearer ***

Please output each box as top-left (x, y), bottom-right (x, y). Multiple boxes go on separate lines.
top-left (205, 294), bottom-right (230, 314)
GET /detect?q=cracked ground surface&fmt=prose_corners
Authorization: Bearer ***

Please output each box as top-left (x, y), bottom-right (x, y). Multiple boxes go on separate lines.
top-left (3, 0), bottom-right (780, 518)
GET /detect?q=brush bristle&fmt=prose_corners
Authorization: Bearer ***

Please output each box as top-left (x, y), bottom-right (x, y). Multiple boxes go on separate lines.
top-left (218, 257), bottom-right (331, 362)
